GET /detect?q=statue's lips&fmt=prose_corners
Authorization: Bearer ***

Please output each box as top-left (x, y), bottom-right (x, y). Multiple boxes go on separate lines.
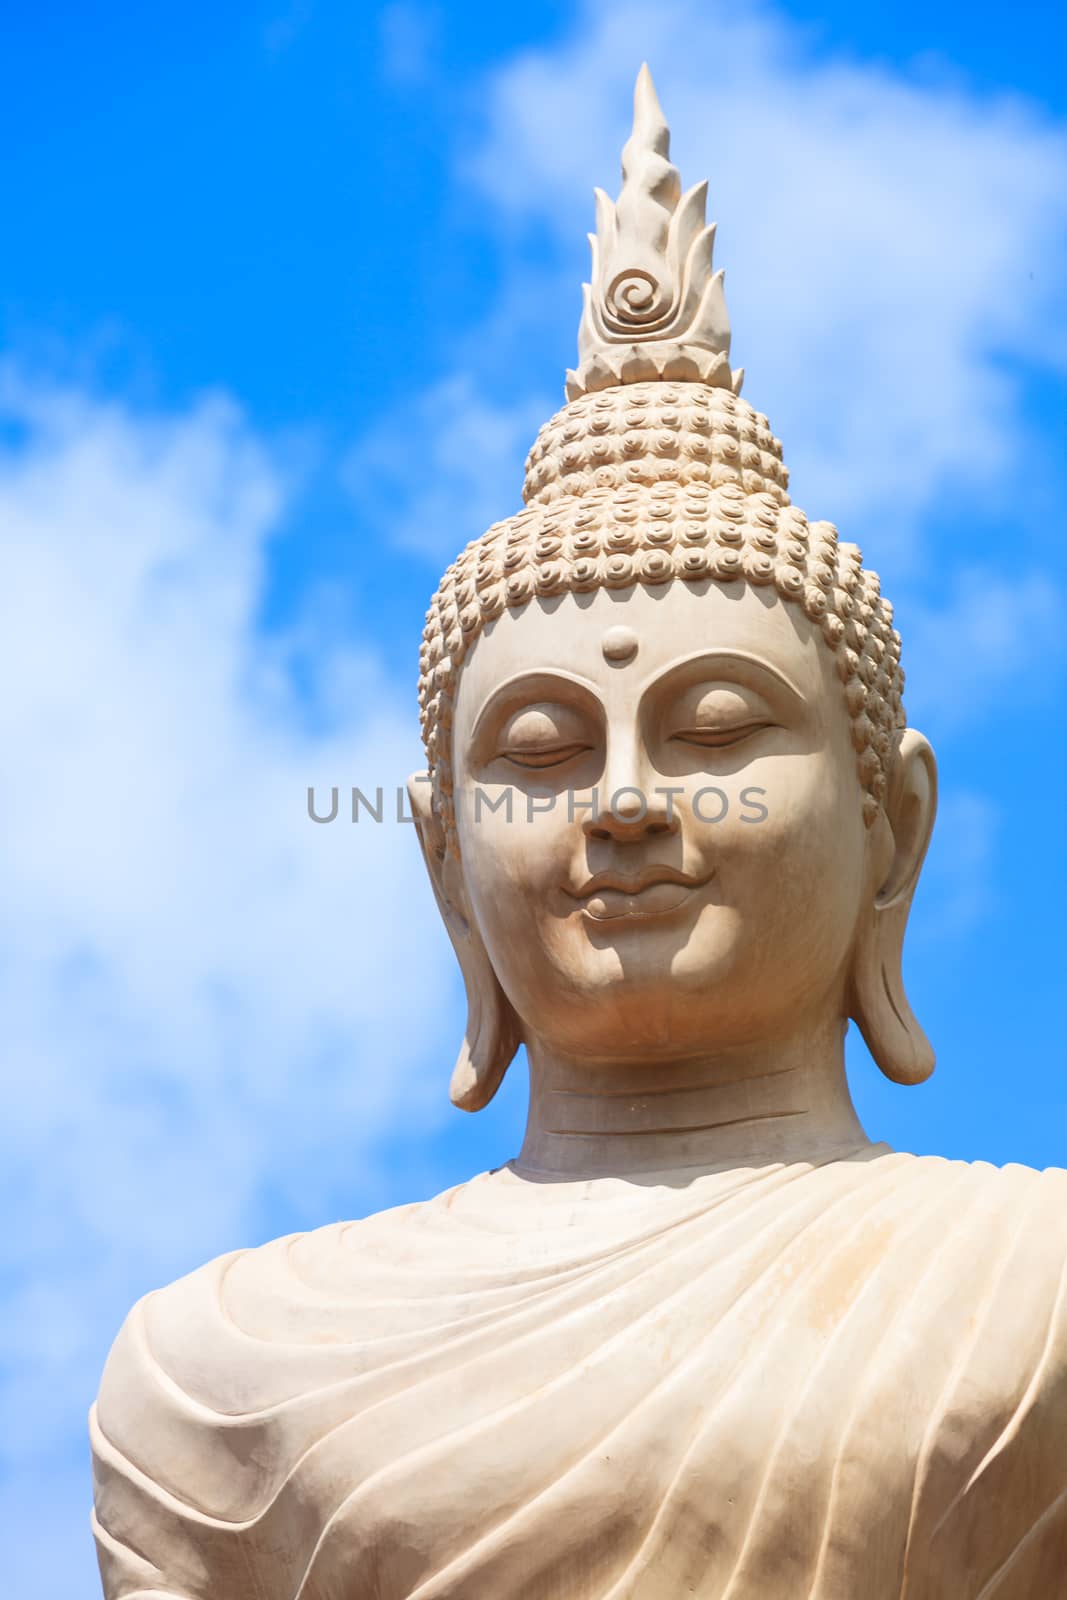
top-left (565, 868), bottom-right (712, 922)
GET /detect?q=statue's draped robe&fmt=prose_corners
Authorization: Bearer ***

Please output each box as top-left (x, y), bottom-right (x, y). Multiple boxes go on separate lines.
top-left (91, 1147), bottom-right (1067, 1599)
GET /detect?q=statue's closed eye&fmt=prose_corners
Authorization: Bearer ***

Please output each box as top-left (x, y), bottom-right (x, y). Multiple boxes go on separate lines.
top-left (670, 720), bottom-right (773, 750)
top-left (502, 744), bottom-right (592, 770)
top-left (495, 705), bottom-right (594, 770)
top-left (666, 685), bottom-right (777, 751)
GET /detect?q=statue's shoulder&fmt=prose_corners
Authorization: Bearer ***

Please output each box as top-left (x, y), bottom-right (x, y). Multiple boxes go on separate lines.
top-left (877, 1154), bottom-right (1067, 1579)
top-left (95, 1234), bottom-right (290, 1433)
top-left (97, 1199), bottom-right (430, 1434)
top-left (899, 1149), bottom-right (1067, 1223)
top-left (91, 1206), bottom-right (433, 1595)
top-left (888, 1152), bottom-right (1067, 1337)
top-left (904, 1149), bottom-right (1067, 1193)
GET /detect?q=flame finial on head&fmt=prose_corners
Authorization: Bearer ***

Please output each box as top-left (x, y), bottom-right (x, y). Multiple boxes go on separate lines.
top-left (566, 65), bottom-right (742, 400)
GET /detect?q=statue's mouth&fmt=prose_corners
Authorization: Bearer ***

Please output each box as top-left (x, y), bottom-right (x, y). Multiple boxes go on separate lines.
top-left (566, 866), bottom-right (713, 922)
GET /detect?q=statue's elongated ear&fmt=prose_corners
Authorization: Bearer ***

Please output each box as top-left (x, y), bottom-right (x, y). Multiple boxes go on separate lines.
top-left (407, 773), bottom-right (522, 1110)
top-left (848, 731), bottom-right (938, 1085)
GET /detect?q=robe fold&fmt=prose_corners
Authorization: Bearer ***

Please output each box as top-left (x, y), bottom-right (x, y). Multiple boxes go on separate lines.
top-left (90, 1145), bottom-right (1067, 1599)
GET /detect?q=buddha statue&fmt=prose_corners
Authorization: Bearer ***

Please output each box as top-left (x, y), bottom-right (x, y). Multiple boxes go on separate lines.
top-left (90, 68), bottom-right (1067, 1600)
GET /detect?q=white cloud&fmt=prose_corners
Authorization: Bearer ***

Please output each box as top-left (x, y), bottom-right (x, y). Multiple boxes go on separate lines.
top-left (464, 0), bottom-right (1067, 570)
top-left (344, 372), bottom-right (553, 562)
top-left (379, 1), bottom-right (440, 87)
top-left (901, 565), bottom-right (1064, 734)
top-left (0, 368), bottom-right (457, 1524)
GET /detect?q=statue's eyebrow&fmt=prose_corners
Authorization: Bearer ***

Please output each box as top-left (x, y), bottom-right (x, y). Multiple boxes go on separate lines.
top-left (639, 650), bottom-right (808, 713)
top-left (468, 669), bottom-right (601, 748)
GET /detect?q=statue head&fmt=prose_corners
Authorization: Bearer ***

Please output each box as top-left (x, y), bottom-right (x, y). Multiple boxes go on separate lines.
top-left (411, 67), bottom-right (937, 1112)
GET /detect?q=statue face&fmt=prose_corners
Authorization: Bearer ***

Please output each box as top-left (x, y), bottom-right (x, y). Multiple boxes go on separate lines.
top-left (450, 581), bottom-right (888, 1061)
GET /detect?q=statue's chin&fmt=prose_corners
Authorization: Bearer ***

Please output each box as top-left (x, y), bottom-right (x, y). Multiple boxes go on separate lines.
top-left (511, 918), bottom-right (786, 1058)
top-left (567, 900), bottom-right (747, 972)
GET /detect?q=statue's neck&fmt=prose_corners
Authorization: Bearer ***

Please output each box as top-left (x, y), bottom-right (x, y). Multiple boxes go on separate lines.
top-left (514, 1018), bottom-right (871, 1180)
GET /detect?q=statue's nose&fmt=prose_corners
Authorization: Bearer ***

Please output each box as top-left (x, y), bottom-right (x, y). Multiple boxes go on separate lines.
top-left (581, 775), bottom-right (679, 843)
top-left (585, 727), bottom-right (673, 841)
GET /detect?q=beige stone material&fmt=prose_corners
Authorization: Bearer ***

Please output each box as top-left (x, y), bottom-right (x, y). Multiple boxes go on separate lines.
top-left (91, 66), bottom-right (1067, 1600)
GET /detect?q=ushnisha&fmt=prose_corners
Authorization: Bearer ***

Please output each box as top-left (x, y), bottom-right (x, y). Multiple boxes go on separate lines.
top-left (91, 67), bottom-right (1067, 1600)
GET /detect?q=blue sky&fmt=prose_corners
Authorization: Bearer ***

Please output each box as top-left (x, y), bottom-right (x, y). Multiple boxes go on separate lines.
top-left (1, 2), bottom-right (1066, 1593)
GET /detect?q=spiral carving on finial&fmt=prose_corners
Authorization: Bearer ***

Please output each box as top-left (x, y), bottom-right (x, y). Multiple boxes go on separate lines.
top-left (606, 269), bottom-right (669, 326)
top-left (568, 65), bottom-right (739, 399)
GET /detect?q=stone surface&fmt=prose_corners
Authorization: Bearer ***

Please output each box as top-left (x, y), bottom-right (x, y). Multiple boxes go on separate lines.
top-left (91, 65), bottom-right (1067, 1599)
